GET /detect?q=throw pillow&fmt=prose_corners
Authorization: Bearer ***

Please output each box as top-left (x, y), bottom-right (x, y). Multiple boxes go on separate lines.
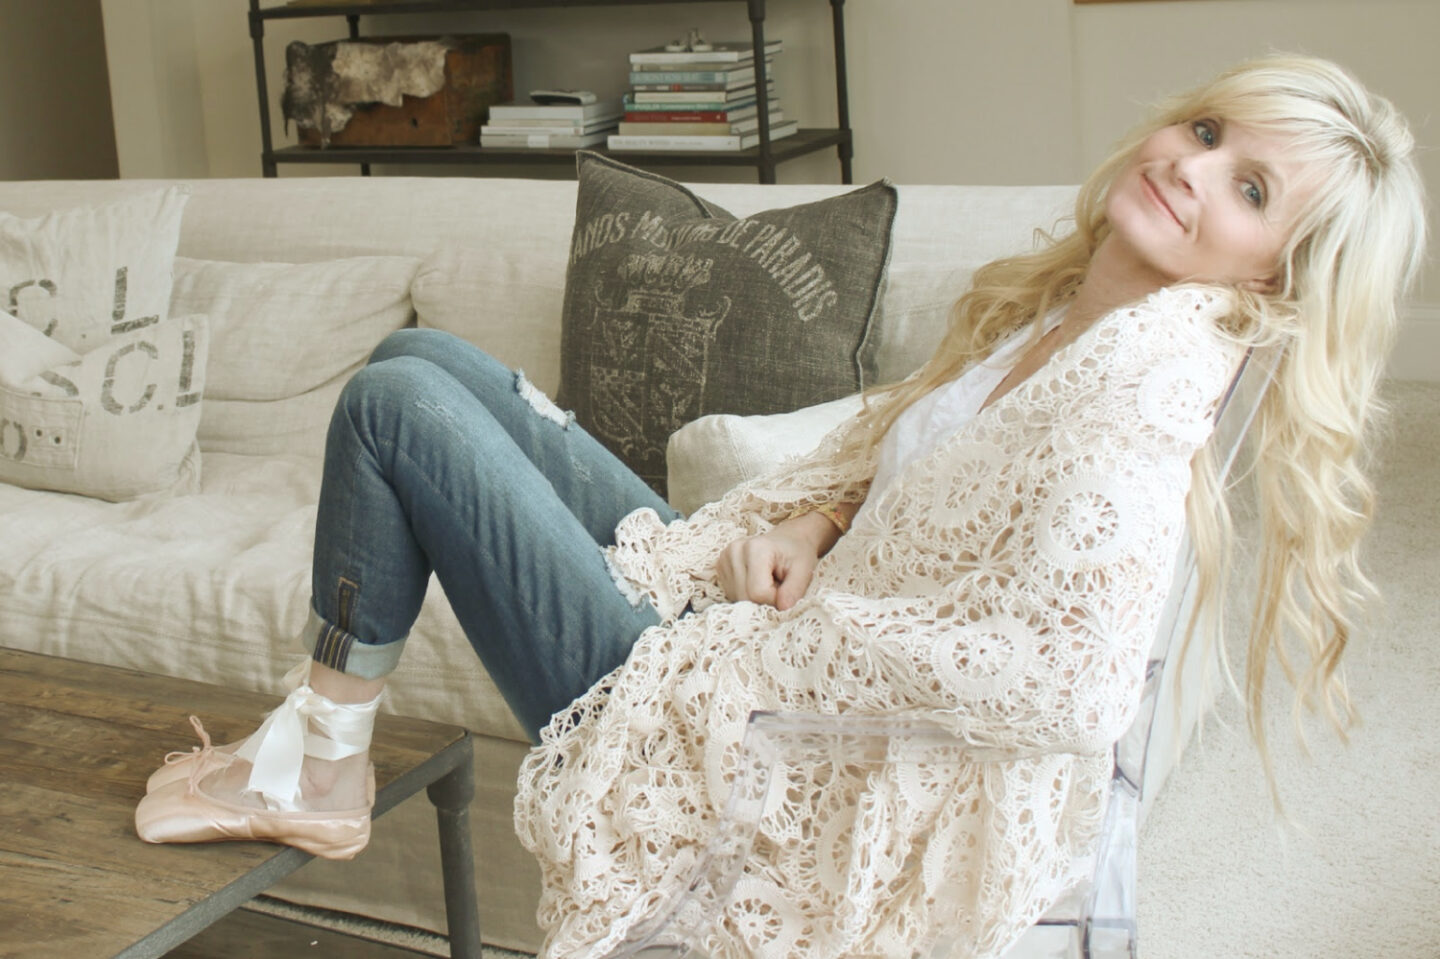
top-left (0, 310), bottom-right (209, 501)
top-left (665, 393), bottom-right (864, 515)
top-left (168, 255), bottom-right (420, 457)
top-left (557, 151), bottom-right (897, 494)
top-left (0, 187), bottom-right (188, 352)
top-left (0, 187), bottom-right (198, 500)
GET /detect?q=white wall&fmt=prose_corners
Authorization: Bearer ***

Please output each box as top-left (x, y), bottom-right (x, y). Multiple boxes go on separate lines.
top-left (99, 0), bottom-right (1438, 375)
top-left (0, 0), bottom-right (118, 180)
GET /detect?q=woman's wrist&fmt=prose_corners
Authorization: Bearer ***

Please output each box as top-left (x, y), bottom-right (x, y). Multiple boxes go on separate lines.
top-left (783, 502), bottom-right (856, 555)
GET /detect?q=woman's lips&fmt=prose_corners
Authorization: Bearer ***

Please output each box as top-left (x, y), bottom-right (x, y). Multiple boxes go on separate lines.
top-left (1142, 174), bottom-right (1184, 228)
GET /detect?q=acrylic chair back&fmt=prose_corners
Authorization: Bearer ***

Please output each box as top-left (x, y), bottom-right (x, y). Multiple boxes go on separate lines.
top-left (1012, 344), bottom-right (1276, 958)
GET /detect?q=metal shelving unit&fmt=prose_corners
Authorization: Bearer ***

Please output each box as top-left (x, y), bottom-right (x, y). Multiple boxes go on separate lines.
top-left (247, 0), bottom-right (853, 183)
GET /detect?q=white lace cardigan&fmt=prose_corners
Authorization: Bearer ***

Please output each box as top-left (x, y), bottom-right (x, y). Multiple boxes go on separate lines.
top-left (515, 286), bottom-right (1243, 959)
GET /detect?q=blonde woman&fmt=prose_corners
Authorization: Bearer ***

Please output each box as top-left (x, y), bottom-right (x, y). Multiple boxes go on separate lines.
top-left (137, 55), bottom-right (1424, 959)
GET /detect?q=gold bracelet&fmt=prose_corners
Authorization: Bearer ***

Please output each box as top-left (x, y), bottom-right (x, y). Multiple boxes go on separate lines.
top-left (788, 502), bottom-right (851, 536)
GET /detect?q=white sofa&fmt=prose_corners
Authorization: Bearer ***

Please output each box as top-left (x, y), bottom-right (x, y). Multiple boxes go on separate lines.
top-left (0, 174), bottom-right (1102, 953)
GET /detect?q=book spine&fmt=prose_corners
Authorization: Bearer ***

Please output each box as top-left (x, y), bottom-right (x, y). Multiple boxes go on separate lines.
top-left (617, 120), bottom-right (759, 136)
top-left (631, 81), bottom-right (741, 92)
top-left (607, 134), bottom-right (746, 151)
top-left (481, 124), bottom-right (609, 136)
top-left (627, 71), bottom-right (744, 85)
top-left (622, 110), bottom-right (733, 122)
top-left (480, 132), bottom-right (606, 148)
top-left (628, 86), bottom-right (769, 105)
top-left (631, 56), bottom-right (772, 72)
top-left (487, 100), bottom-right (622, 122)
top-left (628, 41), bottom-right (782, 65)
top-left (625, 98), bottom-right (756, 111)
top-left (487, 107), bottom-right (593, 120)
top-left (622, 100), bottom-right (778, 122)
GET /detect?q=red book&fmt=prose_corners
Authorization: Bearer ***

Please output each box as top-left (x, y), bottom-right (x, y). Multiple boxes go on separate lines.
top-left (623, 110), bottom-right (733, 122)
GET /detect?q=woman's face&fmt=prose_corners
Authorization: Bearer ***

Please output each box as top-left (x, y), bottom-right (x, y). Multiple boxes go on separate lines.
top-left (1105, 118), bottom-right (1314, 292)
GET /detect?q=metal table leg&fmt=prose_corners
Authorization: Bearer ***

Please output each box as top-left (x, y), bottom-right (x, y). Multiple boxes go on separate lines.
top-left (428, 738), bottom-right (481, 959)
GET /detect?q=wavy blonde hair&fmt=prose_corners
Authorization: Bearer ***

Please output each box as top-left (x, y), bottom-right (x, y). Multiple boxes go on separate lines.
top-left (854, 55), bottom-right (1427, 797)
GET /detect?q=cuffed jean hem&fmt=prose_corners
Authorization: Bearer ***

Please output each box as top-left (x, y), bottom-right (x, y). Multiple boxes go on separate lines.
top-left (300, 607), bottom-right (408, 680)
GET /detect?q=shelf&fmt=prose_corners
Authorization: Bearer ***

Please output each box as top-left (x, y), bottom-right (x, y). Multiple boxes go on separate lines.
top-left (248, 0), bottom-right (853, 183)
top-left (268, 128), bottom-right (849, 168)
top-left (257, 0), bottom-right (744, 18)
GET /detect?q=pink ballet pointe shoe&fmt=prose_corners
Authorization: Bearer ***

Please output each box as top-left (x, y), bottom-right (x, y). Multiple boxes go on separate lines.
top-left (135, 760), bottom-right (376, 860)
top-left (135, 661), bottom-right (382, 860)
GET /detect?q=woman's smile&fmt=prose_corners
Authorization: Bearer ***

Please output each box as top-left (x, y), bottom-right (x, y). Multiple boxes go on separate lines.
top-left (1141, 172), bottom-right (1183, 229)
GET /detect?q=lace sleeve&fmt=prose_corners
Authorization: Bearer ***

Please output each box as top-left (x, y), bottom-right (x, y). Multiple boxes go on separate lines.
top-left (606, 415), bottom-right (878, 622)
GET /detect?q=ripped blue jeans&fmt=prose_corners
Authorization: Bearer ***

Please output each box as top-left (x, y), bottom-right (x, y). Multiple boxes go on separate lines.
top-left (303, 328), bottom-right (679, 741)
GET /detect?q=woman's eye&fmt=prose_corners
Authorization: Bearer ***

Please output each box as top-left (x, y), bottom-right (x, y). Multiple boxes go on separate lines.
top-left (1192, 120), bottom-right (1217, 147)
top-left (1242, 181), bottom-right (1265, 208)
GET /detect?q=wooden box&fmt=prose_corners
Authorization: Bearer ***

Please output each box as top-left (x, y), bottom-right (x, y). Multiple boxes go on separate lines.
top-left (288, 34), bottom-right (512, 148)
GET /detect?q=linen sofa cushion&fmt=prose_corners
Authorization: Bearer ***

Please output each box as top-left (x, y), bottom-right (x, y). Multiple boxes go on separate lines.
top-left (412, 246), bottom-right (567, 396)
top-left (169, 255), bottom-right (420, 458)
top-left (0, 187), bottom-right (201, 500)
top-left (556, 151), bottom-right (897, 494)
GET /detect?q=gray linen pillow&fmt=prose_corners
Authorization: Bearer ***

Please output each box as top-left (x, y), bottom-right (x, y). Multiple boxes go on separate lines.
top-left (557, 152), bottom-right (897, 495)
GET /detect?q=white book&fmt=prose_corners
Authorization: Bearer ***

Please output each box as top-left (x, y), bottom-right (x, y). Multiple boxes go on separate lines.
top-left (480, 130), bottom-right (611, 149)
top-left (481, 122), bottom-right (618, 137)
top-left (629, 83), bottom-right (773, 105)
top-left (607, 121), bottom-right (798, 152)
top-left (487, 98), bottom-right (623, 121)
top-left (480, 116), bottom-right (620, 134)
top-left (629, 40), bottom-right (782, 65)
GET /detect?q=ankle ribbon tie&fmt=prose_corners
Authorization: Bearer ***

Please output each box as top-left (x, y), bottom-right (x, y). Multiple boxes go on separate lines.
top-left (235, 661), bottom-right (381, 810)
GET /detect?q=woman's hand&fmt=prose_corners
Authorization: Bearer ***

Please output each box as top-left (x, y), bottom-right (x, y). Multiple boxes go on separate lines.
top-left (716, 507), bottom-right (854, 611)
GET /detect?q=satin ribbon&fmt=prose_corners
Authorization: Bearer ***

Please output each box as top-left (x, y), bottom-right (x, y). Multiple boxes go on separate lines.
top-left (234, 661), bottom-right (382, 811)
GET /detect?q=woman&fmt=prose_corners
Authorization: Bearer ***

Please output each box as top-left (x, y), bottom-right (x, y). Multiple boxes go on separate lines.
top-left (137, 55), bottom-right (1425, 958)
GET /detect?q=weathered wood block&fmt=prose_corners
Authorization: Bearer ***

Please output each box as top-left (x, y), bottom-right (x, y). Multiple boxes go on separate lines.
top-left (284, 34), bottom-right (513, 148)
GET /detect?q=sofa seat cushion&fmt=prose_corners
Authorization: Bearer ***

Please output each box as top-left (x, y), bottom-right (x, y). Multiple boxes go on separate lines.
top-left (0, 452), bottom-right (528, 743)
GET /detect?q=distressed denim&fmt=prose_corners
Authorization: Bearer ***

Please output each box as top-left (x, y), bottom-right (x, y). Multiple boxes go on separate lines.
top-left (303, 328), bottom-right (680, 741)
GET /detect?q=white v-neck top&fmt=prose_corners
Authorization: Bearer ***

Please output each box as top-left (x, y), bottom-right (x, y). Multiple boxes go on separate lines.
top-left (857, 309), bottom-right (1065, 523)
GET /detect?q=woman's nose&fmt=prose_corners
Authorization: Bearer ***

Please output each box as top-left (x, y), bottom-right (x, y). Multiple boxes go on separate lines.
top-left (1171, 149), bottom-right (1211, 197)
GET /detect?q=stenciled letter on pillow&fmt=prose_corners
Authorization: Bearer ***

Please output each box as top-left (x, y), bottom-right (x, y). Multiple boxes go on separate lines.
top-left (557, 152), bottom-right (897, 495)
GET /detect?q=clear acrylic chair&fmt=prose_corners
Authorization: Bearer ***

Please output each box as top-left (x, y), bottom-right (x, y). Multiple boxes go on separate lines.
top-left (603, 349), bottom-right (1276, 959)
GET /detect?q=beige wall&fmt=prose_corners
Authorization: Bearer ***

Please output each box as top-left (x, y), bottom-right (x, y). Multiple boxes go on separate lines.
top-left (99, 0), bottom-right (1438, 374)
top-left (0, 0), bottom-right (118, 180)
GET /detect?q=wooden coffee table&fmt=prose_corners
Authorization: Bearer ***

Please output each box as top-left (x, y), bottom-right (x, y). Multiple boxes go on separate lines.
top-left (0, 647), bottom-right (481, 958)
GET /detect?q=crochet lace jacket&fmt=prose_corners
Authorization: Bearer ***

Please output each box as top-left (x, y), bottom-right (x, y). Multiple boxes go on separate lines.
top-left (515, 287), bottom-right (1243, 959)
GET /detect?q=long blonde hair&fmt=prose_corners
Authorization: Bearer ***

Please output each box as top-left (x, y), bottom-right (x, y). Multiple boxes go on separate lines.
top-left (858, 55), bottom-right (1427, 796)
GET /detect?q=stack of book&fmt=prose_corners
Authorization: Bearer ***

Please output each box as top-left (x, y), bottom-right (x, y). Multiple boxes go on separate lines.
top-left (480, 98), bottom-right (623, 150)
top-left (608, 39), bottom-right (797, 152)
